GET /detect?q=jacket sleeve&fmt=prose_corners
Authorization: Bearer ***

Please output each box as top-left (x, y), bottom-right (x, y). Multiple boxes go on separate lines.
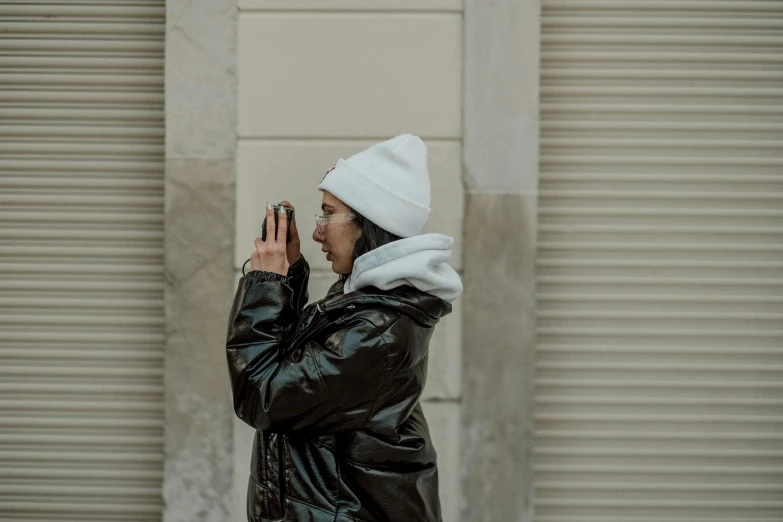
top-left (286, 254), bottom-right (310, 319)
top-left (226, 271), bottom-right (396, 433)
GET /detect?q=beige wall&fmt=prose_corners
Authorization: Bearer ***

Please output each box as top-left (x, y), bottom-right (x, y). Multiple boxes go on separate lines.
top-left (233, 2), bottom-right (465, 520)
top-left (163, 0), bottom-right (238, 521)
top-left (461, 0), bottom-right (540, 520)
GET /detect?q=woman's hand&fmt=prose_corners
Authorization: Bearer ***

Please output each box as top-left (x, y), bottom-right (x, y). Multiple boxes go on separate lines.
top-left (251, 203), bottom-right (290, 276)
top-left (277, 200), bottom-right (301, 265)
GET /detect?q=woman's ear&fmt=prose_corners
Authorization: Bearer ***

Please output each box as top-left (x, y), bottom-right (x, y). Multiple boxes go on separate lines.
top-left (352, 225), bottom-right (362, 242)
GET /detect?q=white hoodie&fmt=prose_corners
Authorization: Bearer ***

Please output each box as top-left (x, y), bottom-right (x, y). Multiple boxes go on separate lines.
top-left (344, 233), bottom-right (463, 303)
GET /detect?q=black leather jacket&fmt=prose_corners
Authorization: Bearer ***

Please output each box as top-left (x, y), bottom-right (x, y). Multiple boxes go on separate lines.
top-left (226, 255), bottom-right (452, 521)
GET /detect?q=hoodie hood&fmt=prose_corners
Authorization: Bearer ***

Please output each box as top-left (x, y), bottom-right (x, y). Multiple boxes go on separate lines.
top-left (344, 233), bottom-right (463, 303)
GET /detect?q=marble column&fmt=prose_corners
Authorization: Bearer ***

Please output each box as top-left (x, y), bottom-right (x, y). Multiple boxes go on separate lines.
top-left (462, 1), bottom-right (541, 521)
top-left (163, 1), bottom-right (238, 521)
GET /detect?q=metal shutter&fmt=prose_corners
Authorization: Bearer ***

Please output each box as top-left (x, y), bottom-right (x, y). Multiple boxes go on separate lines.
top-left (534, 1), bottom-right (783, 521)
top-left (0, 2), bottom-right (165, 520)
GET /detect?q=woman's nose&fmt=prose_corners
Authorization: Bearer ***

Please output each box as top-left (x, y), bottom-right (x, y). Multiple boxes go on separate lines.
top-left (312, 226), bottom-right (322, 243)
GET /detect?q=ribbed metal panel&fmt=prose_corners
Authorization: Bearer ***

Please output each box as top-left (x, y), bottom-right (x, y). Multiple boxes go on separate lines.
top-left (535, 1), bottom-right (783, 521)
top-left (0, 2), bottom-right (165, 521)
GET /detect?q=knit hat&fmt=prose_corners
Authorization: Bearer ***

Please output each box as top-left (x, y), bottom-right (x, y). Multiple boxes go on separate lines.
top-left (317, 134), bottom-right (431, 238)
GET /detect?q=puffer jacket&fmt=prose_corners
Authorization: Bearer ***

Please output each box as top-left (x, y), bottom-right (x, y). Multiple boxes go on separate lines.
top-left (226, 255), bottom-right (452, 522)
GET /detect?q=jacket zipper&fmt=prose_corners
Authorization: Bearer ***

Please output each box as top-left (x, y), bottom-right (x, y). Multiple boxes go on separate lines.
top-left (274, 304), bottom-right (334, 517)
top-left (278, 433), bottom-right (286, 518)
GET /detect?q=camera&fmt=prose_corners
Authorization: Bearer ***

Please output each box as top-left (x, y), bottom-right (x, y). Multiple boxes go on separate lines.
top-left (261, 204), bottom-right (295, 243)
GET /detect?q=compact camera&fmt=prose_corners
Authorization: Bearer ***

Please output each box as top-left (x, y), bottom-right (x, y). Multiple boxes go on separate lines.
top-left (261, 204), bottom-right (295, 243)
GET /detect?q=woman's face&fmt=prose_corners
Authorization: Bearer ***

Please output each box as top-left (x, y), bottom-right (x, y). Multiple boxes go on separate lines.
top-left (312, 190), bottom-right (362, 275)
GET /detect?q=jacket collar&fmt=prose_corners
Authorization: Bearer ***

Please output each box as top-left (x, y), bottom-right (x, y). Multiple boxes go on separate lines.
top-left (319, 283), bottom-right (452, 327)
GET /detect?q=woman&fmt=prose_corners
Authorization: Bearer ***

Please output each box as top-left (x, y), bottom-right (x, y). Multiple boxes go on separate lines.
top-left (226, 134), bottom-right (463, 522)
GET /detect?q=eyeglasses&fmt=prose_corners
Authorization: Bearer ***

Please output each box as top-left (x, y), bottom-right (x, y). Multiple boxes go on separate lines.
top-left (315, 212), bottom-right (355, 235)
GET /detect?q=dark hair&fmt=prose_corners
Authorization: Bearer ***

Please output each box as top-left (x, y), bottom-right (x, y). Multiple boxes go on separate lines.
top-left (337, 209), bottom-right (402, 283)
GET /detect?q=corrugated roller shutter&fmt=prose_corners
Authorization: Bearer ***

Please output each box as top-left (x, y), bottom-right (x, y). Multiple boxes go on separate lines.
top-left (0, 2), bottom-right (165, 521)
top-left (535, 1), bottom-right (783, 521)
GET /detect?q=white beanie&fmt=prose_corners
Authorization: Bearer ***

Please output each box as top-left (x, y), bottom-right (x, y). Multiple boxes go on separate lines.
top-left (317, 134), bottom-right (431, 238)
